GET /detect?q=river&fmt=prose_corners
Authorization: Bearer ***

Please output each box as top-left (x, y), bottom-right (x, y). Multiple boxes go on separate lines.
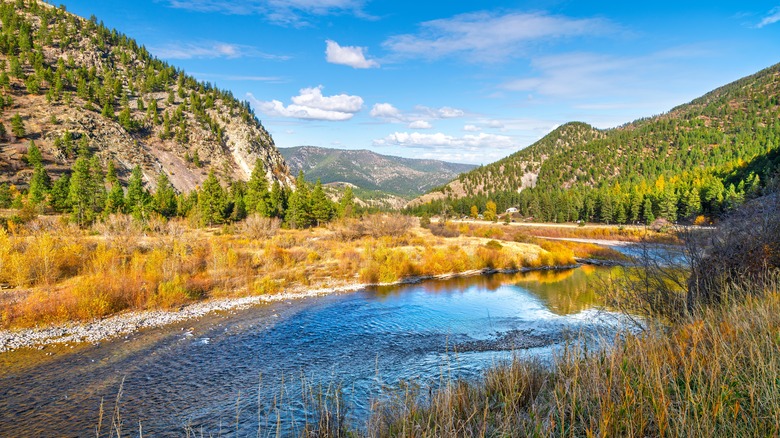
top-left (0, 265), bottom-right (630, 436)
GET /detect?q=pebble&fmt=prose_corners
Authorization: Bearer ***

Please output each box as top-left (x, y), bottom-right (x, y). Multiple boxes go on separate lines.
top-left (0, 284), bottom-right (366, 354)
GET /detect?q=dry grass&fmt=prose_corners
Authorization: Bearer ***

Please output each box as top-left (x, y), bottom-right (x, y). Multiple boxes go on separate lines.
top-left (366, 284), bottom-right (780, 437)
top-left (0, 213), bottom-right (582, 328)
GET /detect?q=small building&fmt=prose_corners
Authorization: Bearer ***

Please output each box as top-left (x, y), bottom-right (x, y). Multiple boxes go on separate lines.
top-left (505, 207), bottom-right (519, 214)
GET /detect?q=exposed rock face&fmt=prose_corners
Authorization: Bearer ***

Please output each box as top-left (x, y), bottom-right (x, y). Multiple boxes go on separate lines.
top-left (0, 0), bottom-right (292, 192)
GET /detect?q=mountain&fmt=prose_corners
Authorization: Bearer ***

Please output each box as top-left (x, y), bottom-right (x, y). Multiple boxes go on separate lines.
top-left (410, 62), bottom-right (780, 223)
top-left (0, 0), bottom-right (292, 193)
top-left (279, 146), bottom-right (476, 198)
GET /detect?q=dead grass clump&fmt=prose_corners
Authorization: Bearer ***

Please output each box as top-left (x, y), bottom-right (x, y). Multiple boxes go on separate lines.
top-left (365, 214), bottom-right (414, 238)
top-left (429, 223), bottom-right (460, 238)
top-left (240, 214), bottom-right (281, 239)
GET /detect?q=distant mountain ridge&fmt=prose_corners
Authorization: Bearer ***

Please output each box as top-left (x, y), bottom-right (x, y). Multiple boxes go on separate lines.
top-left (410, 62), bottom-right (780, 223)
top-left (279, 146), bottom-right (476, 198)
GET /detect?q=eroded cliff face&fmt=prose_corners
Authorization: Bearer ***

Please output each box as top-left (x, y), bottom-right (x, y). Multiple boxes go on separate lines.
top-left (0, 0), bottom-right (292, 192)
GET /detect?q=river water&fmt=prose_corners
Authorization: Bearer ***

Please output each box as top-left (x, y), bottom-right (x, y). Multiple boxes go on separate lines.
top-left (0, 266), bottom-right (629, 436)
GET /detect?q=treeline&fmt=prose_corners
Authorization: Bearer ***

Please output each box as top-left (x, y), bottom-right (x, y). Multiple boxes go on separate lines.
top-left (413, 62), bottom-right (780, 223)
top-left (0, 141), bottom-right (354, 229)
top-left (408, 168), bottom-right (768, 224)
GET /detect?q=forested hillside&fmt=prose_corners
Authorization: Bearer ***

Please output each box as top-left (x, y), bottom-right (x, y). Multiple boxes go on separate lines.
top-left (410, 63), bottom-right (780, 224)
top-left (280, 145), bottom-right (475, 197)
top-left (0, 0), bottom-right (291, 196)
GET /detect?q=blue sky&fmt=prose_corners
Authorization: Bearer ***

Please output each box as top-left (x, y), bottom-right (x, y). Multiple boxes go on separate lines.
top-left (60, 0), bottom-right (780, 164)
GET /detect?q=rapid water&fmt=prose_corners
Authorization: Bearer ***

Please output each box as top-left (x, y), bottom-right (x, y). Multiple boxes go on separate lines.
top-left (0, 266), bottom-right (628, 436)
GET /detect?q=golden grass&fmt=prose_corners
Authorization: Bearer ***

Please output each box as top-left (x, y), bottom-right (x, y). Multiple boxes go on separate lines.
top-left (0, 214), bottom-right (583, 328)
top-left (367, 289), bottom-right (780, 437)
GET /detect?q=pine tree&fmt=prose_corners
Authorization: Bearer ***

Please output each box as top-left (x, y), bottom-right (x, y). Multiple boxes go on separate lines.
top-left (49, 174), bottom-right (70, 213)
top-left (28, 164), bottom-right (50, 206)
top-left (0, 183), bottom-right (12, 208)
top-left (643, 197), bottom-right (655, 225)
top-left (245, 159), bottom-right (270, 215)
top-left (286, 171), bottom-right (312, 229)
top-left (659, 187), bottom-right (678, 222)
top-left (10, 113), bottom-right (25, 138)
top-left (198, 170), bottom-right (228, 226)
top-left (153, 172), bottom-right (177, 217)
top-left (310, 179), bottom-right (334, 226)
top-left (268, 180), bottom-right (286, 219)
top-left (599, 193), bottom-right (614, 224)
top-left (103, 161), bottom-right (124, 214)
top-left (126, 165), bottom-right (150, 221)
top-left (339, 186), bottom-right (355, 218)
top-left (68, 156), bottom-right (94, 226)
top-left (26, 140), bottom-right (42, 167)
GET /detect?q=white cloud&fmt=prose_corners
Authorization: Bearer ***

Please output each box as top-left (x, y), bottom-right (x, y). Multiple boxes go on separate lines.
top-left (374, 132), bottom-right (516, 151)
top-left (433, 106), bottom-right (465, 118)
top-left (325, 40), bottom-right (379, 68)
top-left (370, 103), bottom-right (466, 123)
top-left (463, 124), bottom-right (481, 132)
top-left (150, 40), bottom-right (289, 60)
top-left (167, 0), bottom-right (366, 25)
top-left (408, 120), bottom-right (432, 129)
top-left (250, 86), bottom-right (363, 121)
top-left (501, 51), bottom-right (675, 99)
top-left (384, 11), bottom-right (615, 62)
top-left (487, 120), bottom-right (504, 129)
top-left (757, 7), bottom-right (780, 28)
top-left (370, 103), bottom-right (403, 120)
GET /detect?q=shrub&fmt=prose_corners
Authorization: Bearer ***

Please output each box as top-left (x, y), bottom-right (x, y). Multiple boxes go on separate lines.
top-left (429, 223), bottom-right (459, 238)
top-left (688, 193), bottom-right (780, 311)
top-left (240, 214), bottom-right (281, 239)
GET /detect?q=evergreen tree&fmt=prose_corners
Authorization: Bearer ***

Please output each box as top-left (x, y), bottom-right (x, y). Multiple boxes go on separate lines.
top-left (614, 200), bottom-right (627, 224)
top-left (339, 186), bottom-right (355, 218)
top-left (103, 161), bottom-right (124, 214)
top-left (126, 165), bottom-right (150, 221)
top-left (681, 187), bottom-right (702, 219)
top-left (68, 156), bottom-right (94, 226)
top-left (10, 113), bottom-right (25, 138)
top-left (153, 172), bottom-right (177, 217)
top-left (268, 180), bottom-right (286, 219)
top-left (88, 156), bottom-right (107, 215)
top-left (101, 101), bottom-right (115, 119)
top-left (26, 140), bottom-right (42, 167)
top-left (245, 159), bottom-right (270, 215)
top-left (643, 197), bottom-right (655, 225)
top-left (28, 164), bottom-right (50, 206)
top-left (0, 183), bottom-right (12, 208)
top-left (310, 179), bottom-right (334, 226)
top-left (198, 170), bottom-right (228, 226)
top-left (49, 174), bottom-right (70, 213)
top-left (286, 171), bottom-right (312, 229)
top-left (659, 187), bottom-right (678, 222)
top-left (599, 193), bottom-right (614, 224)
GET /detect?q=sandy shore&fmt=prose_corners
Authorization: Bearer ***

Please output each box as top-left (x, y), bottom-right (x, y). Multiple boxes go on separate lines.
top-left (0, 265), bottom-right (584, 354)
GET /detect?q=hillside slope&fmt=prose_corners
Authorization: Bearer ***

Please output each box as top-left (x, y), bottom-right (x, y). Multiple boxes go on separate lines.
top-left (411, 63), bottom-right (780, 223)
top-left (0, 0), bottom-right (292, 193)
top-left (279, 145), bottom-right (475, 198)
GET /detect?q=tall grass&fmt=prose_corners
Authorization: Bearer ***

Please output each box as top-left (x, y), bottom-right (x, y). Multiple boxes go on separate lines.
top-left (365, 280), bottom-right (780, 437)
top-left (0, 213), bottom-right (581, 328)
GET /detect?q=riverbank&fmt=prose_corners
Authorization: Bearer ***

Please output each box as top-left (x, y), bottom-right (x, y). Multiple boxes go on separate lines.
top-left (0, 263), bottom-right (585, 353)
